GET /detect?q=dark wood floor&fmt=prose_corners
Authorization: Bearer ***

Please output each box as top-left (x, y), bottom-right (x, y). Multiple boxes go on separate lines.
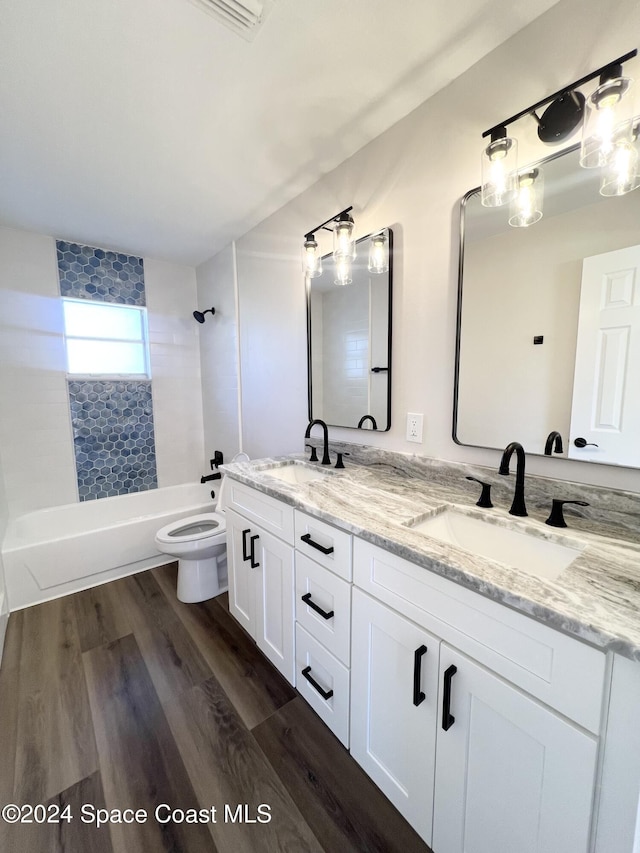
top-left (0, 564), bottom-right (432, 853)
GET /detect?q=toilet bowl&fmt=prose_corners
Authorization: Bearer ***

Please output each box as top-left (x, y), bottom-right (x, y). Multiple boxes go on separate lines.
top-left (154, 511), bottom-right (226, 603)
top-left (154, 453), bottom-right (249, 603)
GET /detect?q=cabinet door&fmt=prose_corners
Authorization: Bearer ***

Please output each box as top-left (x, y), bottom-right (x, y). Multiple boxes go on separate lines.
top-left (226, 508), bottom-right (257, 639)
top-left (350, 589), bottom-right (440, 845)
top-left (253, 527), bottom-right (295, 685)
top-left (433, 644), bottom-right (598, 853)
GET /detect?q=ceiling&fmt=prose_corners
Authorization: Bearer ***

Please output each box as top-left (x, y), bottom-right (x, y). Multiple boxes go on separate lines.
top-left (0, 0), bottom-right (560, 266)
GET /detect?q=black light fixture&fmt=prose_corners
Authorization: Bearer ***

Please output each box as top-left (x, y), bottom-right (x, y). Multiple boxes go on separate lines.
top-left (302, 206), bottom-right (355, 285)
top-left (481, 49), bottom-right (638, 216)
top-left (193, 307), bottom-right (215, 323)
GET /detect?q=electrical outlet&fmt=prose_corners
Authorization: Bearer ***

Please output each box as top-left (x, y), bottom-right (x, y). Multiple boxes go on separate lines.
top-left (406, 412), bottom-right (423, 443)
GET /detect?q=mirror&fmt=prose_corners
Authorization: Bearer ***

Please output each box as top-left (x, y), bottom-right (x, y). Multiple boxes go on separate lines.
top-left (455, 146), bottom-right (640, 469)
top-left (307, 228), bottom-right (393, 430)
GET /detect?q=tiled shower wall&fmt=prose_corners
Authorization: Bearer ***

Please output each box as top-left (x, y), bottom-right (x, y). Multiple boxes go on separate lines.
top-left (0, 225), bottom-right (205, 518)
top-left (56, 241), bottom-right (157, 500)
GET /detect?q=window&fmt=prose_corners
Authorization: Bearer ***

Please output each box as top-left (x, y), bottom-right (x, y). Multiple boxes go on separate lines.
top-left (62, 298), bottom-right (150, 376)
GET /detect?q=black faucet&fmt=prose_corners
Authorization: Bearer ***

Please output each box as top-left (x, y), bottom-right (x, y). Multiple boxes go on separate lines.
top-left (499, 441), bottom-right (527, 516)
top-left (544, 431), bottom-right (563, 456)
top-left (304, 419), bottom-right (331, 465)
top-left (357, 415), bottom-right (378, 430)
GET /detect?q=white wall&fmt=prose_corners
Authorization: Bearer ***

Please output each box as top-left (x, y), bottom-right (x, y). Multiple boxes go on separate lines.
top-left (196, 244), bottom-right (241, 467)
top-left (210, 0), bottom-right (640, 492)
top-left (0, 225), bottom-right (205, 519)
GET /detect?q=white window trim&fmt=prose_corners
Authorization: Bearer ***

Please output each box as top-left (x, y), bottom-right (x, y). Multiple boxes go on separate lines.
top-left (62, 297), bottom-right (152, 379)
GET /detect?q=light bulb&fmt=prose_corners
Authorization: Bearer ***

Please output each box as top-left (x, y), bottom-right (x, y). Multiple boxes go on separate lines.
top-left (301, 236), bottom-right (322, 278)
top-left (333, 213), bottom-right (356, 260)
top-left (600, 121), bottom-right (640, 196)
top-left (581, 76), bottom-right (633, 168)
top-left (509, 169), bottom-right (544, 227)
top-left (368, 232), bottom-right (389, 274)
top-left (481, 134), bottom-right (518, 207)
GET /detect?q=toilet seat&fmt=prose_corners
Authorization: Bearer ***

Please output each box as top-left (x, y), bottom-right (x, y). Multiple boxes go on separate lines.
top-left (155, 512), bottom-right (226, 545)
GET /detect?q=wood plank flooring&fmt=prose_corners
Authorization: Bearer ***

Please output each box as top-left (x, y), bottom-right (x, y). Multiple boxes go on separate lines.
top-left (0, 564), bottom-right (432, 853)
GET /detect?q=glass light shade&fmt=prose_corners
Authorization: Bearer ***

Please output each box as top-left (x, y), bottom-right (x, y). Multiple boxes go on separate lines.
top-left (580, 76), bottom-right (633, 168)
top-left (599, 121), bottom-right (640, 196)
top-left (508, 169), bottom-right (544, 227)
top-left (368, 232), bottom-right (389, 273)
top-left (302, 236), bottom-right (322, 278)
top-left (481, 135), bottom-right (518, 207)
top-left (334, 256), bottom-right (352, 286)
top-left (333, 214), bottom-right (356, 259)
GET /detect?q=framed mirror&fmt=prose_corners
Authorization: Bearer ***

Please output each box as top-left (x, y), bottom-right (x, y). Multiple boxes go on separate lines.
top-left (454, 145), bottom-right (640, 469)
top-left (307, 228), bottom-right (393, 431)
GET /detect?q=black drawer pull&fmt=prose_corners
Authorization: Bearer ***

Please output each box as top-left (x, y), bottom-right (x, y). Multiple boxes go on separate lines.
top-left (301, 665), bottom-right (334, 700)
top-left (242, 528), bottom-right (251, 562)
top-left (413, 645), bottom-right (428, 706)
top-left (442, 664), bottom-right (457, 731)
top-left (301, 592), bottom-right (334, 620)
top-left (300, 533), bottom-right (334, 555)
top-left (249, 534), bottom-right (260, 569)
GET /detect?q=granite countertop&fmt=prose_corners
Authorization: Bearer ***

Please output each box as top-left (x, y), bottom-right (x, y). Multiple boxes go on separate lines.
top-left (223, 451), bottom-right (640, 661)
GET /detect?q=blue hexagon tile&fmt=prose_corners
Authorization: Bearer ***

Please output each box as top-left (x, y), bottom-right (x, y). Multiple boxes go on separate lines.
top-left (56, 240), bottom-right (145, 305)
top-left (68, 380), bottom-right (157, 501)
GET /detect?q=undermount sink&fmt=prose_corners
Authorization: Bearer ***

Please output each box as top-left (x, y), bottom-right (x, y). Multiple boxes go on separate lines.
top-left (407, 507), bottom-right (584, 581)
top-left (262, 461), bottom-right (330, 485)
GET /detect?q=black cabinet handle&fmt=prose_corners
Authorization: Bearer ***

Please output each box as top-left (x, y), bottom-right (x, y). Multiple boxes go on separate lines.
top-left (249, 534), bottom-right (260, 569)
top-left (413, 645), bottom-right (428, 706)
top-left (300, 533), bottom-right (334, 555)
top-left (301, 592), bottom-right (334, 620)
top-left (242, 528), bottom-right (251, 562)
top-left (442, 664), bottom-right (457, 731)
top-left (301, 665), bottom-right (334, 700)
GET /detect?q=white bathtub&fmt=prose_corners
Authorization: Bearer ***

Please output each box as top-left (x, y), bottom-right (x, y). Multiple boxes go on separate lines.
top-left (2, 483), bottom-right (215, 610)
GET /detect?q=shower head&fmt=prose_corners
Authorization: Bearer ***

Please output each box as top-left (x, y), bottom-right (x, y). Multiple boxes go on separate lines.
top-left (193, 307), bottom-right (215, 324)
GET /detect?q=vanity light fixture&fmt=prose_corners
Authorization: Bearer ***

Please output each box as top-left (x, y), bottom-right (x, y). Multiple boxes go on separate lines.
top-left (508, 168), bottom-right (544, 228)
top-left (481, 48), bottom-right (638, 213)
top-left (368, 231), bottom-right (389, 273)
top-left (302, 205), bottom-right (355, 285)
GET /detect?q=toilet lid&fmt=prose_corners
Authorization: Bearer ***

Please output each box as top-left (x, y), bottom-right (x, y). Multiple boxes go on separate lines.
top-left (156, 512), bottom-right (226, 544)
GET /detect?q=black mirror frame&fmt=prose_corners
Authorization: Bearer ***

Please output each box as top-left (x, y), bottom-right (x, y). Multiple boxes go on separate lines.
top-left (306, 227), bottom-right (393, 431)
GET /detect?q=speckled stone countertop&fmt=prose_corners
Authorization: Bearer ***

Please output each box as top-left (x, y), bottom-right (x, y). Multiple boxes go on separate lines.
top-left (222, 447), bottom-right (640, 661)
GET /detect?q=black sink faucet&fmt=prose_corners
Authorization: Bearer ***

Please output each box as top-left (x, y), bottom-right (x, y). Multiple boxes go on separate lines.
top-left (499, 441), bottom-right (527, 516)
top-left (304, 419), bottom-right (331, 465)
top-left (544, 431), bottom-right (563, 456)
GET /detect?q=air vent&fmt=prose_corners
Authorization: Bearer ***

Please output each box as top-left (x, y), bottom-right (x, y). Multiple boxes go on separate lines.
top-left (190, 0), bottom-right (274, 41)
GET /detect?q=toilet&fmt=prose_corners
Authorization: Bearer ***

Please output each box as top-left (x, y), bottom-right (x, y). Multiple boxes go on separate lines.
top-left (154, 453), bottom-right (248, 603)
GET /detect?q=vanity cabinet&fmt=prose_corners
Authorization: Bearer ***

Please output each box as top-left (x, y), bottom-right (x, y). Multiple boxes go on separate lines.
top-left (351, 588), bottom-right (439, 841)
top-left (225, 481), bottom-right (296, 684)
top-left (432, 644), bottom-right (597, 853)
top-left (351, 539), bottom-right (604, 853)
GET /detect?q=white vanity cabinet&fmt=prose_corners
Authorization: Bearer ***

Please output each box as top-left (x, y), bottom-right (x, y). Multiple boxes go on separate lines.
top-left (225, 481), bottom-right (296, 684)
top-left (351, 538), bottom-right (604, 853)
top-left (351, 588), bottom-right (440, 841)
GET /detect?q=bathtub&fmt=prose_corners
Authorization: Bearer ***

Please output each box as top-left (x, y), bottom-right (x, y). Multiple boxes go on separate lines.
top-left (2, 483), bottom-right (215, 610)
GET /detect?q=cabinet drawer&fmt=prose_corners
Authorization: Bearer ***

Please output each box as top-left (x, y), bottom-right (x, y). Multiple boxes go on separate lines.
top-left (295, 552), bottom-right (351, 665)
top-left (294, 510), bottom-right (352, 580)
top-left (225, 479), bottom-right (294, 544)
top-left (354, 538), bottom-right (606, 733)
top-left (296, 624), bottom-right (350, 747)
